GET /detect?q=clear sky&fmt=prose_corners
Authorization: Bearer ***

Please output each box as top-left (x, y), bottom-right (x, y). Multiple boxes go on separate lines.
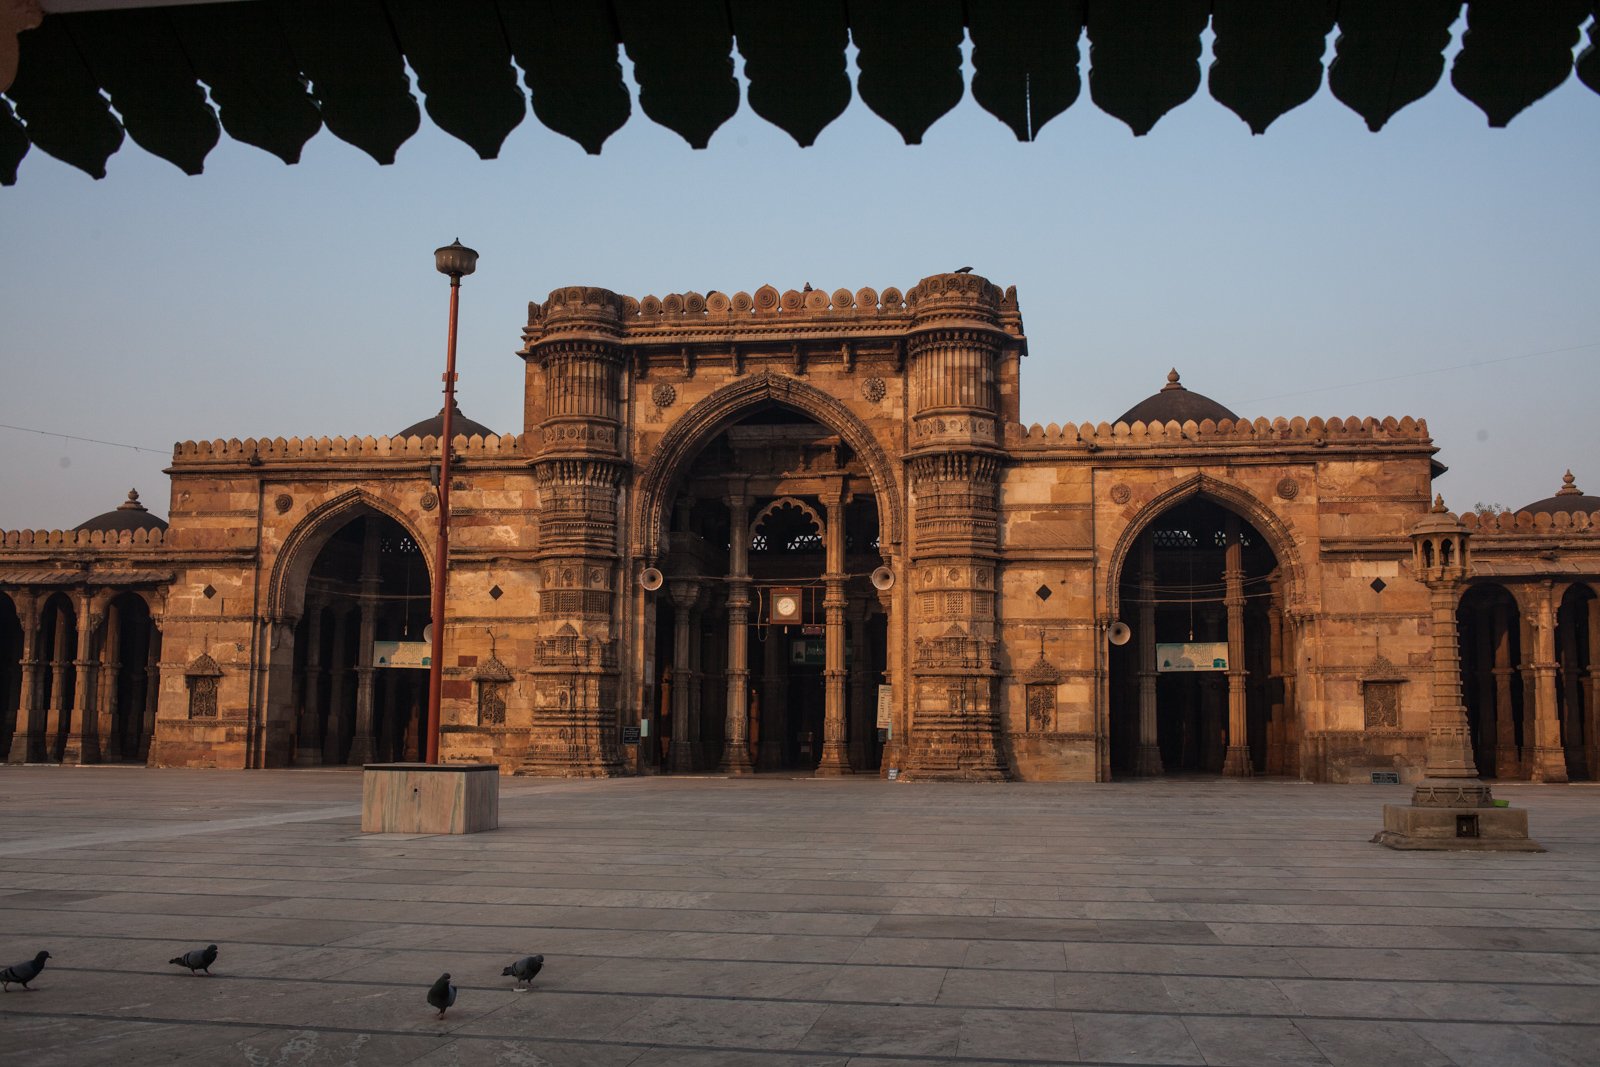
top-left (2, 26), bottom-right (1597, 530)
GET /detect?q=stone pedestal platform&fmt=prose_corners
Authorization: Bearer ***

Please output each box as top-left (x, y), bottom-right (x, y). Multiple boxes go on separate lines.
top-left (1373, 780), bottom-right (1543, 852)
top-left (361, 763), bottom-right (499, 834)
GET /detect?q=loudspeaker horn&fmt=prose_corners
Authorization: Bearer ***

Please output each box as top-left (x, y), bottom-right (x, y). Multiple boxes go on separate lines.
top-left (639, 566), bottom-right (664, 592)
top-left (870, 565), bottom-right (895, 591)
top-left (1107, 620), bottom-right (1132, 646)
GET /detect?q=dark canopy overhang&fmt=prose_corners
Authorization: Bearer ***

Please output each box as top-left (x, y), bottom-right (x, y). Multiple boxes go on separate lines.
top-left (3, 0), bottom-right (1598, 186)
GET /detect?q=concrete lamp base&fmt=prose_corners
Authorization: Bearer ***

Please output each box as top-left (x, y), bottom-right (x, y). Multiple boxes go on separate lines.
top-left (361, 763), bottom-right (499, 834)
top-left (1373, 780), bottom-right (1543, 852)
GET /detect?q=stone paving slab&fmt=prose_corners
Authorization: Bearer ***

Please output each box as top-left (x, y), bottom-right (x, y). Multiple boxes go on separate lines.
top-left (1, 768), bottom-right (1599, 1065)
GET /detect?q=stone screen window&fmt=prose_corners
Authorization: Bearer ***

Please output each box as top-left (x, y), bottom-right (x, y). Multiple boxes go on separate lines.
top-left (1363, 680), bottom-right (1401, 730)
top-left (185, 653), bottom-right (222, 719)
top-left (474, 655), bottom-right (514, 726)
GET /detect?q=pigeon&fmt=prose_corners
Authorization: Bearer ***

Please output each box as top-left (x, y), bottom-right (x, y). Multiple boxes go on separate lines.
top-left (1, 951), bottom-right (50, 991)
top-left (954, 266), bottom-right (974, 273)
top-left (502, 954), bottom-right (544, 990)
top-left (427, 972), bottom-right (457, 1018)
top-left (169, 944), bottom-right (218, 975)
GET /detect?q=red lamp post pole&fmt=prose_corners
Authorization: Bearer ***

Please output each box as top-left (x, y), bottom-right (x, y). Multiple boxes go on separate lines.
top-left (425, 239), bottom-right (477, 765)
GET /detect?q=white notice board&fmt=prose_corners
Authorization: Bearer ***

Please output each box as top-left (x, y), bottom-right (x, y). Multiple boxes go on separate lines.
top-left (1156, 642), bottom-right (1229, 672)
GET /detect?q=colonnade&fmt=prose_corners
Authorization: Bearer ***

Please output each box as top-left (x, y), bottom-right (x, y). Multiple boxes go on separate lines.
top-left (659, 486), bottom-right (884, 775)
top-left (1460, 580), bottom-right (1598, 781)
top-left (2, 588), bottom-right (160, 764)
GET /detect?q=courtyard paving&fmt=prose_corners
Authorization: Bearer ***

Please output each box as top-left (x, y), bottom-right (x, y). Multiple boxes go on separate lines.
top-left (0, 768), bottom-right (1597, 1066)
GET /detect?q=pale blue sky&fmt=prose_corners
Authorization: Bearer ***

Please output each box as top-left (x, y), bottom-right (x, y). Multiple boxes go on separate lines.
top-left (2, 28), bottom-right (1597, 529)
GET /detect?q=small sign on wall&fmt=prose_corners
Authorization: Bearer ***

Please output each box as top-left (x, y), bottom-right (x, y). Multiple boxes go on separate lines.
top-left (1156, 642), bottom-right (1228, 672)
top-left (876, 684), bottom-right (893, 729)
top-left (622, 726), bottom-right (642, 745)
top-left (374, 641), bottom-right (431, 668)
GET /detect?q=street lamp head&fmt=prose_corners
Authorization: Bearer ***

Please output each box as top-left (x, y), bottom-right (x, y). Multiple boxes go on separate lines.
top-left (434, 239), bottom-right (479, 280)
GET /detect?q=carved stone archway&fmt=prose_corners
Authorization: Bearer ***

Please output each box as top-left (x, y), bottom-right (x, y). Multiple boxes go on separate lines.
top-left (266, 489), bottom-right (432, 623)
top-left (1104, 474), bottom-right (1307, 621)
top-left (634, 373), bottom-right (902, 562)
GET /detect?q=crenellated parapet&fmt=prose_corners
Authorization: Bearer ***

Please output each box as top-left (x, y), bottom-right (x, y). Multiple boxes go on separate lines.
top-left (1462, 509), bottom-right (1600, 532)
top-left (1006, 414), bottom-right (1434, 450)
top-left (168, 433), bottom-right (525, 465)
top-left (0, 527), bottom-right (167, 548)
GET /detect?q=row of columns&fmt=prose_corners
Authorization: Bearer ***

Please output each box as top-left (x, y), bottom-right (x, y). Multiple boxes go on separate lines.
top-left (1129, 518), bottom-right (1275, 777)
top-left (4, 589), bottom-right (159, 765)
top-left (1464, 582), bottom-right (1598, 782)
top-left (662, 487), bottom-right (883, 775)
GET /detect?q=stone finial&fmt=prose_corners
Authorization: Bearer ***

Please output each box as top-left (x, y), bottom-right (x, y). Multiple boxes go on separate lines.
top-left (1557, 469), bottom-right (1581, 496)
top-left (1432, 493), bottom-right (1447, 513)
top-left (1161, 369), bottom-right (1183, 392)
top-left (117, 489), bottom-right (148, 512)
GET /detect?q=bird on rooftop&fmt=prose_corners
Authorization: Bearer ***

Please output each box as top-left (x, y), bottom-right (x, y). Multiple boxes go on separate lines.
top-left (169, 944), bottom-right (218, 975)
top-left (502, 954), bottom-right (544, 991)
top-left (428, 972), bottom-right (457, 1018)
top-left (954, 266), bottom-right (973, 273)
top-left (1, 951), bottom-right (50, 991)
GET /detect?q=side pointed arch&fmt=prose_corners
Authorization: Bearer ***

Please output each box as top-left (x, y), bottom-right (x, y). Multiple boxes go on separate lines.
top-left (634, 373), bottom-right (902, 560)
top-left (1104, 474), bottom-right (1306, 620)
top-left (266, 489), bottom-right (432, 621)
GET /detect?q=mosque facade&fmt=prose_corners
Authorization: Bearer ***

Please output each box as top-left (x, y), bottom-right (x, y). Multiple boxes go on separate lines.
top-left (1, 272), bottom-right (1596, 783)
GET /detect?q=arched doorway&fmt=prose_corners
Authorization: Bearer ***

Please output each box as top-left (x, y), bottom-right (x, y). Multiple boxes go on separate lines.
top-left (98, 592), bottom-right (159, 762)
top-left (646, 405), bottom-right (889, 775)
top-left (288, 512), bottom-right (431, 765)
top-left (1109, 496), bottom-right (1286, 777)
top-left (1556, 583), bottom-right (1596, 780)
top-left (34, 592), bottom-right (77, 763)
top-left (0, 593), bottom-right (21, 759)
top-left (1457, 583), bottom-right (1526, 779)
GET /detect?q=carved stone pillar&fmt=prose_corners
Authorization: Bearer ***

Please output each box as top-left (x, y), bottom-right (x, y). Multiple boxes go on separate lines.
top-left (719, 491), bottom-right (755, 774)
top-left (1558, 603), bottom-right (1585, 778)
top-left (1377, 502), bottom-right (1540, 850)
top-left (1471, 601), bottom-right (1495, 775)
top-left (6, 592), bottom-right (38, 763)
top-left (876, 580), bottom-right (902, 776)
top-left (521, 286), bottom-right (629, 777)
top-left (848, 594), bottom-right (872, 770)
top-left (1587, 593), bottom-right (1600, 785)
top-left (323, 607), bottom-right (350, 764)
top-left (44, 600), bottom-right (70, 762)
top-left (137, 621), bottom-right (160, 763)
top-left (347, 525), bottom-right (381, 766)
top-left (901, 271), bottom-right (1011, 782)
top-left (296, 600), bottom-right (324, 766)
top-left (1282, 610), bottom-right (1303, 778)
top-left (1526, 581), bottom-right (1567, 783)
top-left (1135, 539), bottom-right (1162, 776)
top-left (1220, 515), bottom-right (1252, 777)
top-left (97, 600), bottom-right (121, 761)
top-left (816, 486), bottom-right (852, 775)
top-left (64, 590), bottom-right (98, 765)
top-left (669, 580), bottom-right (700, 773)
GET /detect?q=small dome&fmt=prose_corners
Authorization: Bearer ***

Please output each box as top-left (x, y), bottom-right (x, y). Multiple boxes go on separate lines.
top-left (396, 399), bottom-right (494, 440)
top-left (1520, 470), bottom-right (1600, 516)
top-left (75, 489), bottom-right (168, 533)
top-left (1116, 369), bottom-right (1239, 426)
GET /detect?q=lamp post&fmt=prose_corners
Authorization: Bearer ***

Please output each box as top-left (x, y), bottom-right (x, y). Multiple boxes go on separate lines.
top-left (425, 239), bottom-right (478, 764)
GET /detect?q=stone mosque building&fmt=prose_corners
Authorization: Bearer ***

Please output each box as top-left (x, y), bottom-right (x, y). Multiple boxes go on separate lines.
top-left (1, 271), bottom-right (1596, 783)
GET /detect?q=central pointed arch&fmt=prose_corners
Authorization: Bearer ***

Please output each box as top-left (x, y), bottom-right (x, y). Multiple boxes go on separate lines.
top-left (634, 373), bottom-right (902, 560)
top-left (1104, 474), bottom-right (1306, 620)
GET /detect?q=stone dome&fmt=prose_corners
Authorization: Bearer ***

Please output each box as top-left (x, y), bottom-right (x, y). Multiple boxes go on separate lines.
top-left (396, 399), bottom-right (494, 440)
top-left (75, 488), bottom-right (168, 533)
top-left (1116, 369), bottom-right (1239, 426)
top-left (1520, 470), bottom-right (1600, 516)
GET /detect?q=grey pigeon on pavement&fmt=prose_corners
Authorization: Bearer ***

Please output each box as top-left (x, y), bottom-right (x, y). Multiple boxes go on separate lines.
top-left (169, 944), bottom-right (218, 975)
top-left (502, 954), bottom-right (544, 989)
top-left (427, 972), bottom-right (457, 1018)
top-left (1, 951), bottom-right (50, 991)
